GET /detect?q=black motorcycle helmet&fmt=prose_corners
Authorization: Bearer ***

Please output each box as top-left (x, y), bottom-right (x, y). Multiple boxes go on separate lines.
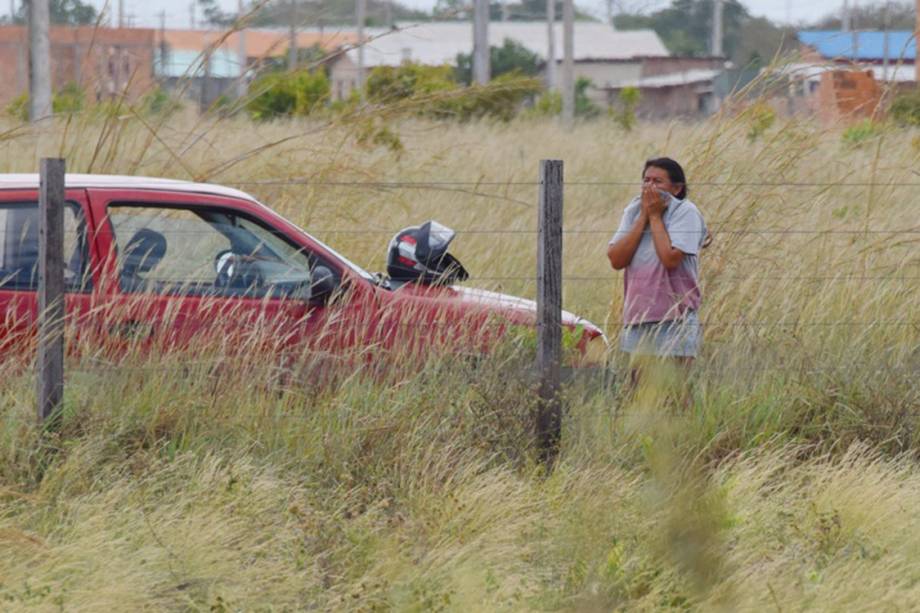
top-left (387, 220), bottom-right (469, 285)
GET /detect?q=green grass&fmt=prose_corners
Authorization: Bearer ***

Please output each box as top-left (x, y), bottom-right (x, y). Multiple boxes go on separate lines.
top-left (0, 107), bottom-right (918, 610)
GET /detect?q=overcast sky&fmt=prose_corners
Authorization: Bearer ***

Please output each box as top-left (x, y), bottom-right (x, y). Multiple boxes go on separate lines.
top-left (79, 0), bottom-right (852, 31)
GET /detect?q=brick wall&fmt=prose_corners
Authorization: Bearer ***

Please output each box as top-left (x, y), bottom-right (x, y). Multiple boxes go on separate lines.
top-left (816, 69), bottom-right (883, 123)
top-left (0, 26), bottom-right (156, 108)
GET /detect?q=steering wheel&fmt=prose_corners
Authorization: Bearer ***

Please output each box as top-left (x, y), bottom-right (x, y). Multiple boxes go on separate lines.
top-left (214, 249), bottom-right (264, 293)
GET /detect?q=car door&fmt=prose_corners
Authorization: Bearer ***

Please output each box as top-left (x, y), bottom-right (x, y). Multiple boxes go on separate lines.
top-left (86, 189), bottom-right (343, 361)
top-left (0, 188), bottom-right (97, 360)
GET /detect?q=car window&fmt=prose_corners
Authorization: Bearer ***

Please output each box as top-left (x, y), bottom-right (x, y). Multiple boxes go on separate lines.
top-left (108, 204), bottom-right (321, 299)
top-left (0, 201), bottom-right (91, 292)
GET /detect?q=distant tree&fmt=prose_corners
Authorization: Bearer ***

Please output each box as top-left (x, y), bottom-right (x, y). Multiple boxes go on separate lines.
top-left (456, 38), bottom-right (540, 85)
top-left (809, 1), bottom-right (915, 30)
top-left (735, 16), bottom-right (797, 69)
top-left (514, 0), bottom-right (594, 20)
top-left (614, 0), bottom-right (794, 67)
top-left (433, 0), bottom-right (467, 19)
top-left (198, 0), bottom-right (234, 27)
top-left (247, 0), bottom-right (428, 27)
top-left (614, 0), bottom-right (747, 58)
top-left (434, 0), bottom-right (593, 22)
top-left (13, 0), bottom-right (98, 25)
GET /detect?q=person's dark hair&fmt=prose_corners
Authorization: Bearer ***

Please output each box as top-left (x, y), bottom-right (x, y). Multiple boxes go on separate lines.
top-left (643, 157), bottom-right (687, 200)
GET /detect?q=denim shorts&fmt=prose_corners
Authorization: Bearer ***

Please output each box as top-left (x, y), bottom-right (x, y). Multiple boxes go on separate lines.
top-left (620, 311), bottom-right (702, 358)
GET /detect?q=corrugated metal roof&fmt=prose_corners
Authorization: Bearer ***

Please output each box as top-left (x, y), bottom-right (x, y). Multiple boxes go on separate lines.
top-left (798, 30), bottom-right (915, 61)
top-left (612, 68), bottom-right (721, 89)
top-left (347, 21), bottom-right (668, 67)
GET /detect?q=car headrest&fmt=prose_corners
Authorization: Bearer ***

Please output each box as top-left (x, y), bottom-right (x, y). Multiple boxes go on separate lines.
top-left (122, 228), bottom-right (167, 276)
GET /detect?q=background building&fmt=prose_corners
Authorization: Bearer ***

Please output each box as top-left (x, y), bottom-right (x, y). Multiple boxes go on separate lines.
top-left (327, 22), bottom-right (672, 105)
top-left (0, 26), bottom-right (156, 108)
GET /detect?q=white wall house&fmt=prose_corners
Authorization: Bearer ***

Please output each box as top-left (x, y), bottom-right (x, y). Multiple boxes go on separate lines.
top-left (327, 21), bottom-right (669, 103)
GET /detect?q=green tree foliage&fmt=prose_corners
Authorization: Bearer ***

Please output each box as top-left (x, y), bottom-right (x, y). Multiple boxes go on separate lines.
top-left (610, 86), bottom-right (640, 130)
top-left (433, 0), bottom-right (591, 20)
top-left (614, 0), bottom-right (746, 57)
top-left (575, 77), bottom-right (599, 118)
top-left (366, 63), bottom-right (457, 105)
top-left (366, 62), bottom-right (540, 121)
top-left (246, 0), bottom-right (427, 28)
top-left (455, 38), bottom-right (540, 85)
top-left (245, 70), bottom-right (331, 121)
top-left (12, 0), bottom-right (97, 25)
top-left (842, 119), bottom-right (884, 147)
top-left (810, 1), bottom-right (915, 30)
top-left (614, 0), bottom-right (794, 68)
top-left (526, 80), bottom-right (603, 120)
top-left (197, 0), bottom-right (234, 26)
top-left (890, 91), bottom-right (920, 127)
top-left (52, 82), bottom-right (84, 114)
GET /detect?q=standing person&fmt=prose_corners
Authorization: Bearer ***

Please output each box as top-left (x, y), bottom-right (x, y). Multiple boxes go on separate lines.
top-left (606, 158), bottom-right (709, 383)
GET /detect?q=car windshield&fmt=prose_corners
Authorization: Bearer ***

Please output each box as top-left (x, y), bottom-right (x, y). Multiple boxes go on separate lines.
top-left (301, 231), bottom-right (378, 285)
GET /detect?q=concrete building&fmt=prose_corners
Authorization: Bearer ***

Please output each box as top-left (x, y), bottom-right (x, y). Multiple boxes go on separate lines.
top-left (798, 30), bottom-right (916, 80)
top-left (0, 26), bottom-right (156, 108)
top-left (327, 22), bottom-right (670, 104)
top-left (157, 28), bottom-right (358, 107)
top-left (762, 31), bottom-right (917, 120)
top-left (599, 56), bottom-right (727, 119)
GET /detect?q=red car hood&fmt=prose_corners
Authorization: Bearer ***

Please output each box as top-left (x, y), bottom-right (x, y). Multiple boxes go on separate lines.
top-left (391, 283), bottom-right (604, 338)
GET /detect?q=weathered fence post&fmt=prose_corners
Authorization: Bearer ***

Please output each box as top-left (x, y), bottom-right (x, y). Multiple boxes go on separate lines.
top-left (536, 159), bottom-right (563, 466)
top-left (37, 158), bottom-right (65, 424)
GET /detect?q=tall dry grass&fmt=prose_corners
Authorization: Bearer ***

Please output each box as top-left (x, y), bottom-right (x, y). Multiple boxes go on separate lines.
top-left (0, 108), bottom-right (918, 610)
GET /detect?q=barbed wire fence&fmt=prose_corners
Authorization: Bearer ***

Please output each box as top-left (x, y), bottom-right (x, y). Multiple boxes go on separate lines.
top-left (27, 160), bottom-right (920, 460)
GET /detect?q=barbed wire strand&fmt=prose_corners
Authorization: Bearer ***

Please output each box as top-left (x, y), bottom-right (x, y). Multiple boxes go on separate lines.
top-left (102, 228), bottom-right (920, 235)
top-left (231, 179), bottom-right (920, 188)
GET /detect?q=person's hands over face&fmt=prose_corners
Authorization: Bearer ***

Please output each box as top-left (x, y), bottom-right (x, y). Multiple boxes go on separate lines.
top-left (642, 184), bottom-right (668, 218)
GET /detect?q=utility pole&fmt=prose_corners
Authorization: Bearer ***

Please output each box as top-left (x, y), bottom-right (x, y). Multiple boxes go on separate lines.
top-left (842, 0), bottom-right (850, 32)
top-left (190, 2), bottom-right (196, 29)
top-left (28, 0), bottom-right (52, 121)
top-left (356, 0), bottom-right (365, 90)
top-left (882, 1), bottom-right (889, 81)
top-left (288, 0), bottom-right (297, 71)
top-left (472, 0), bottom-right (489, 84)
top-left (545, 0), bottom-right (555, 90)
top-left (159, 10), bottom-right (168, 74)
top-left (237, 0), bottom-right (247, 97)
top-left (711, 0), bottom-right (723, 57)
top-left (915, 0), bottom-right (920, 84)
top-left (118, 0), bottom-right (124, 27)
top-left (560, 0), bottom-right (574, 123)
top-left (605, 0), bottom-right (612, 27)
top-left (847, 0), bottom-right (858, 62)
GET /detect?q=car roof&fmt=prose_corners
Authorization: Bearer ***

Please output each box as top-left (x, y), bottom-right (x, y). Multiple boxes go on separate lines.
top-left (0, 173), bottom-right (257, 202)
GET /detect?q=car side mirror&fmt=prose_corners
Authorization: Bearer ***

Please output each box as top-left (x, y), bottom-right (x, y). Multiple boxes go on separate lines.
top-left (309, 265), bottom-right (338, 306)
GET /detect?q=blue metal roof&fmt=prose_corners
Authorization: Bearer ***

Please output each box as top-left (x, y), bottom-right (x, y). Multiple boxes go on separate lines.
top-left (798, 31), bottom-right (915, 61)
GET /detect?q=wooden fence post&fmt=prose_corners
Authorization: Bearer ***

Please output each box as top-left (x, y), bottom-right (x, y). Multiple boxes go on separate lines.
top-left (37, 158), bottom-right (65, 424)
top-left (536, 159), bottom-right (563, 466)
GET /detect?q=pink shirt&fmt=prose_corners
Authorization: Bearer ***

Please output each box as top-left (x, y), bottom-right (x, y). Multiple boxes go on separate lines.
top-left (609, 196), bottom-right (707, 325)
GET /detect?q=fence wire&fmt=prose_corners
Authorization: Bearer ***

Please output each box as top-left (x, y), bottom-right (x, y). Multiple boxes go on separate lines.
top-left (231, 179), bottom-right (920, 188)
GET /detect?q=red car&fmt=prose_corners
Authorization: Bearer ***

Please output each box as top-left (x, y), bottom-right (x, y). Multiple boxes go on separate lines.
top-left (0, 175), bottom-right (606, 366)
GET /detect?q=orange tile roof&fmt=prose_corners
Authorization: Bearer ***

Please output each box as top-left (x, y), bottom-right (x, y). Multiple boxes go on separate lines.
top-left (162, 28), bottom-right (357, 59)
